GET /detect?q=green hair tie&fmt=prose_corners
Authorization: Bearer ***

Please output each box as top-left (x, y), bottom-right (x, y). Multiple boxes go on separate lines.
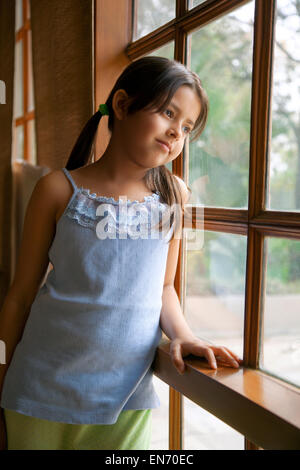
top-left (98, 103), bottom-right (109, 116)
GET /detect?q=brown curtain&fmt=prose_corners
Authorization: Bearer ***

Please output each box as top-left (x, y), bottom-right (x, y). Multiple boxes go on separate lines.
top-left (0, 0), bottom-right (15, 302)
top-left (30, 0), bottom-right (93, 169)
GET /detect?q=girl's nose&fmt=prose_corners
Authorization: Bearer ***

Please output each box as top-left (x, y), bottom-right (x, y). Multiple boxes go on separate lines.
top-left (168, 124), bottom-right (182, 140)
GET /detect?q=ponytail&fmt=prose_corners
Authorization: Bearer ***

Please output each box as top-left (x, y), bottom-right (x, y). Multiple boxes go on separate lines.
top-left (65, 109), bottom-right (105, 170)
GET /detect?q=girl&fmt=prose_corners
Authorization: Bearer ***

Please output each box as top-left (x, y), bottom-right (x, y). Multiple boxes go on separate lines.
top-left (0, 57), bottom-right (242, 450)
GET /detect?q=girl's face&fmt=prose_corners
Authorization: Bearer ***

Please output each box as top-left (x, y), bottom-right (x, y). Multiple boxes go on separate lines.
top-left (115, 85), bottom-right (202, 170)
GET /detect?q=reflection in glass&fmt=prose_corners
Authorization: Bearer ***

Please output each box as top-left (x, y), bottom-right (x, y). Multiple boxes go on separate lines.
top-left (187, 1), bottom-right (254, 208)
top-left (184, 230), bottom-right (246, 359)
top-left (14, 40), bottom-right (23, 118)
top-left (267, 0), bottom-right (300, 211)
top-left (260, 237), bottom-right (300, 387)
top-left (133, 0), bottom-right (175, 40)
top-left (184, 396), bottom-right (244, 449)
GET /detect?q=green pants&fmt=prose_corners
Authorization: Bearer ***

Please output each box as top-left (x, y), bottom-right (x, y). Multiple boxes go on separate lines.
top-left (4, 408), bottom-right (152, 450)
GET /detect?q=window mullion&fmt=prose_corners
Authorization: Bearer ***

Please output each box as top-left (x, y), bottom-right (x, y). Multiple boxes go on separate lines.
top-left (248, 0), bottom-right (276, 218)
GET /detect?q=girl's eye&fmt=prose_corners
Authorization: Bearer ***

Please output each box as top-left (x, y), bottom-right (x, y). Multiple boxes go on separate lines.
top-left (165, 109), bottom-right (173, 118)
top-left (164, 109), bottom-right (191, 134)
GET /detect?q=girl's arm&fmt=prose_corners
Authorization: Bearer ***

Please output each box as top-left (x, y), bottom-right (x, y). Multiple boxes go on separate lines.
top-left (159, 177), bottom-right (243, 375)
top-left (0, 171), bottom-right (63, 396)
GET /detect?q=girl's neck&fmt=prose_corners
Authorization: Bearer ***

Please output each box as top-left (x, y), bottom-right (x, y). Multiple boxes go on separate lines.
top-left (93, 135), bottom-right (150, 187)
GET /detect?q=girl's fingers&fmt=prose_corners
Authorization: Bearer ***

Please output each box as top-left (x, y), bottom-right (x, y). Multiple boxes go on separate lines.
top-left (212, 346), bottom-right (240, 368)
top-left (170, 340), bottom-right (243, 374)
top-left (170, 341), bottom-right (185, 374)
top-left (203, 347), bottom-right (217, 369)
top-left (222, 346), bottom-right (243, 364)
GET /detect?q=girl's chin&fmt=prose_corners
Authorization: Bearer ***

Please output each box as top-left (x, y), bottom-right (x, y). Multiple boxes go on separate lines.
top-left (139, 149), bottom-right (173, 167)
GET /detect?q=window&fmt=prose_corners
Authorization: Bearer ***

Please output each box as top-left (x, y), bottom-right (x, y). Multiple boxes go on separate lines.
top-left (12, 0), bottom-right (36, 164)
top-left (127, 0), bottom-right (300, 450)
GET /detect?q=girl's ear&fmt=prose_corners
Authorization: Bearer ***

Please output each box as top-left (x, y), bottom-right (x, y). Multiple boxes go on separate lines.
top-left (112, 89), bottom-right (131, 120)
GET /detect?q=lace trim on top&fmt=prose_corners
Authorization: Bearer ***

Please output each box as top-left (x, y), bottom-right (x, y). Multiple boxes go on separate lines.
top-left (79, 187), bottom-right (161, 205)
top-left (64, 187), bottom-right (173, 239)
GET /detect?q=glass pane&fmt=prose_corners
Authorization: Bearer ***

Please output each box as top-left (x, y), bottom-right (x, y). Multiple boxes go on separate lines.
top-left (14, 40), bottom-right (23, 118)
top-left (266, 0), bottom-right (300, 211)
top-left (28, 120), bottom-right (37, 165)
top-left (14, 125), bottom-right (24, 160)
top-left (188, 0), bottom-right (206, 8)
top-left (133, 0), bottom-right (176, 41)
top-left (260, 237), bottom-right (300, 387)
top-left (15, 0), bottom-right (23, 32)
top-left (28, 29), bottom-right (35, 113)
top-left (0, 80), bottom-right (5, 104)
top-left (149, 375), bottom-right (169, 449)
top-left (147, 41), bottom-right (174, 60)
top-left (187, 1), bottom-right (254, 208)
top-left (185, 230), bottom-right (246, 359)
top-left (184, 397), bottom-right (244, 449)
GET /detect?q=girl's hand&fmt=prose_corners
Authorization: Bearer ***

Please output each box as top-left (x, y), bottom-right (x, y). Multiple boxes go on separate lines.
top-left (169, 337), bottom-right (243, 375)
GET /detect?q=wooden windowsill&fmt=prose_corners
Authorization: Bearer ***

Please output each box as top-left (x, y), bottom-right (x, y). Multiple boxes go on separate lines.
top-left (153, 340), bottom-right (300, 450)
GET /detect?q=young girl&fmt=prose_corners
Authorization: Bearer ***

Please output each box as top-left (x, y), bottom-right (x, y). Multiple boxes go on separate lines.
top-left (0, 56), bottom-right (242, 450)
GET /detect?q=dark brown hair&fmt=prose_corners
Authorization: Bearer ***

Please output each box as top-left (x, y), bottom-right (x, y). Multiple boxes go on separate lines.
top-left (65, 56), bottom-right (209, 241)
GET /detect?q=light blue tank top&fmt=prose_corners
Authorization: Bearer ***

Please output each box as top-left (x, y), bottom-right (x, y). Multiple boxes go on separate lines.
top-left (1, 167), bottom-right (174, 424)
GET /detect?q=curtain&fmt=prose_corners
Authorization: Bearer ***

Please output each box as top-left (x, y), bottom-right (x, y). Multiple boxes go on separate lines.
top-left (0, 0), bottom-right (15, 302)
top-left (30, 0), bottom-right (93, 169)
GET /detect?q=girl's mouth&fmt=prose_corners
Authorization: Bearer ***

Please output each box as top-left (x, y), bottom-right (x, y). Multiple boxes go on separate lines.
top-left (156, 140), bottom-right (170, 152)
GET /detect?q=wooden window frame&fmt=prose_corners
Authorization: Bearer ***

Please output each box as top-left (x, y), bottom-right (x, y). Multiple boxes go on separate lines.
top-left (14, 0), bottom-right (34, 162)
top-left (95, 0), bottom-right (300, 450)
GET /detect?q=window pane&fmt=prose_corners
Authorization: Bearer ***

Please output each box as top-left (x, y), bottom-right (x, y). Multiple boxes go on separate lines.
top-left (15, 0), bottom-right (23, 32)
top-left (28, 29), bottom-right (35, 113)
top-left (149, 375), bottom-right (169, 449)
top-left (266, 0), bottom-right (300, 211)
top-left (260, 237), bottom-right (300, 387)
top-left (14, 40), bottom-right (23, 118)
top-left (13, 125), bottom-right (24, 160)
top-left (28, 119), bottom-right (37, 165)
top-left (188, 0), bottom-right (206, 9)
top-left (147, 41), bottom-right (174, 60)
top-left (187, 1), bottom-right (254, 208)
top-left (184, 397), bottom-right (244, 449)
top-left (133, 0), bottom-right (176, 41)
top-left (184, 230), bottom-right (246, 359)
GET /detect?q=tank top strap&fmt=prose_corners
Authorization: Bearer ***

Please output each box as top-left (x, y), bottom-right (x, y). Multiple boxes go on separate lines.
top-left (62, 167), bottom-right (78, 192)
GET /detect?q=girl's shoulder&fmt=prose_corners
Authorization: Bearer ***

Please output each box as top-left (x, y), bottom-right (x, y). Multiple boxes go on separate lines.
top-left (37, 169), bottom-right (76, 224)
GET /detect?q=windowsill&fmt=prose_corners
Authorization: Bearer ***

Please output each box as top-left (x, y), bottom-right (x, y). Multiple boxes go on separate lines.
top-left (153, 339), bottom-right (300, 450)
